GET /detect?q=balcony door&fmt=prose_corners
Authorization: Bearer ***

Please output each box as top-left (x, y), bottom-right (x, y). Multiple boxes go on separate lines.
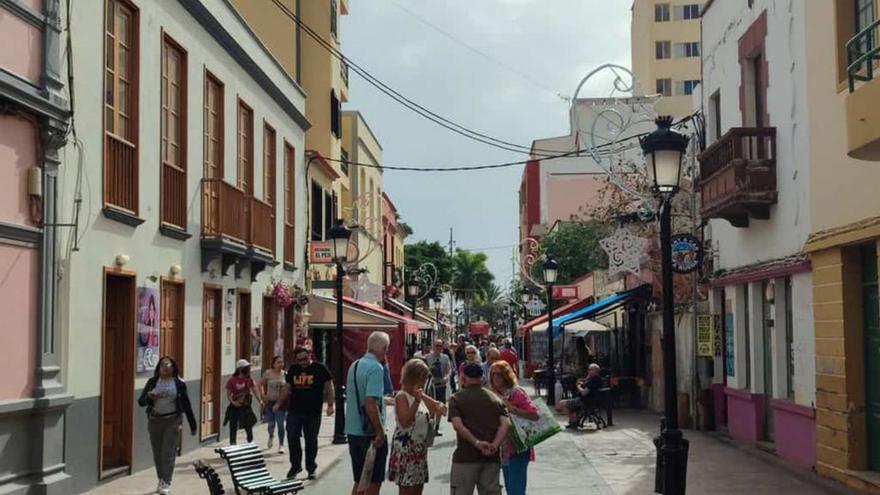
top-left (200, 286), bottom-right (221, 439)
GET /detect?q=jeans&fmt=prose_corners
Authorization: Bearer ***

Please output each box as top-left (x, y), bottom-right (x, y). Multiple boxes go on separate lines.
top-left (148, 415), bottom-right (181, 484)
top-left (501, 451), bottom-right (530, 495)
top-left (265, 400), bottom-right (286, 445)
top-left (287, 412), bottom-right (321, 473)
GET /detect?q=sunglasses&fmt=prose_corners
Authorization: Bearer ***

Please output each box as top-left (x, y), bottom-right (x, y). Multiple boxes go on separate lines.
top-left (160, 361), bottom-right (173, 368)
top-left (466, 351), bottom-right (476, 355)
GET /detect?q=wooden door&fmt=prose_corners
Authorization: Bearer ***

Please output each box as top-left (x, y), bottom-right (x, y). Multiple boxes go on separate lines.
top-left (862, 246), bottom-right (880, 470)
top-left (237, 291), bottom-right (251, 361)
top-left (101, 273), bottom-right (135, 472)
top-left (160, 280), bottom-right (185, 371)
top-left (262, 296), bottom-right (276, 370)
top-left (201, 287), bottom-right (221, 438)
top-left (284, 305), bottom-right (295, 365)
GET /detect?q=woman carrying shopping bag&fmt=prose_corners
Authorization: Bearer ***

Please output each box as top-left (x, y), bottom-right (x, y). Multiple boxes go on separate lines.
top-left (388, 359), bottom-right (447, 495)
top-left (488, 361), bottom-right (540, 495)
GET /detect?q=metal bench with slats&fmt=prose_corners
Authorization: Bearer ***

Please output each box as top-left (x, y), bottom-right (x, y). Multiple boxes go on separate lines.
top-left (215, 444), bottom-right (304, 495)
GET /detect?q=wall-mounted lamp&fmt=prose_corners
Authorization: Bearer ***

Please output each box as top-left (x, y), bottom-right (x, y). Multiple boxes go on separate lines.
top-left (764, 280), bottom-right (776, 304)
top-left (114, 254), bottom-right (130, 268)
top-left (170, 264), bottom-right (182, 276)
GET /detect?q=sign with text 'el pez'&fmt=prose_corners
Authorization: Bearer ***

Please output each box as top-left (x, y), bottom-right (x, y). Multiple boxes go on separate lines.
top-left (310, 242), bottom-right (333, 263)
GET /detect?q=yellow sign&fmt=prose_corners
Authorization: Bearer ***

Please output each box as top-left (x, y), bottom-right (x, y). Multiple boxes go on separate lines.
top-left (697, 315), bottom-right (714, 357)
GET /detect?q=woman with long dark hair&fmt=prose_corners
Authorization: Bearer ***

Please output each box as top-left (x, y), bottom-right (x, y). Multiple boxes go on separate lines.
top-left (137, 356), bottom-right (197, 495)
top-left (261, 355), bottom-right (287, 453)
top-left (224, 359), bottom-right (264, 444)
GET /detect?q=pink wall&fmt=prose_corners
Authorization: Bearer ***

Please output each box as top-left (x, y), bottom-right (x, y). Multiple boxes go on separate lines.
top-left (0, 115), bottom-right (37, 226)
top-left (725, 387), bottom-right (764, 444)
top-left (0, 244), bottom-right (37, 399)
top-left (547, 174), bottom-right (604, 223)
top-left (771, 399), bottom-right (816, 468)
top-left (0, 8), bottom-right (43, 84)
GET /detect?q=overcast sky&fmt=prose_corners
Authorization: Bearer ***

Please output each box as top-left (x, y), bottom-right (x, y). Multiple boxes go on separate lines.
top-left (343, 1), bottom-right (632, 287)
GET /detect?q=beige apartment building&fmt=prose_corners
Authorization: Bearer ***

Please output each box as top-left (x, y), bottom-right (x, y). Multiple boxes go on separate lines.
top-left (631, 0), bottom-right (704, 118)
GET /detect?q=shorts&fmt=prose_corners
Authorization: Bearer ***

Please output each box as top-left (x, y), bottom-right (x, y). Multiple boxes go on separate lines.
top-left (562, 398), bottom-right (584, 412)
top-left (348, 434), bottom-right (389, 484)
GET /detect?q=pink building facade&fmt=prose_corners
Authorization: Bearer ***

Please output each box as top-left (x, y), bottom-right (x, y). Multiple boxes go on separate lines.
top-left (0, 0), bottom-right (71, 493)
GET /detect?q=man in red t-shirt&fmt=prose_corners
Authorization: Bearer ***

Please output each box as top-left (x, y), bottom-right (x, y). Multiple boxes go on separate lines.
top-left (499, 339), bottom-right (519, 375)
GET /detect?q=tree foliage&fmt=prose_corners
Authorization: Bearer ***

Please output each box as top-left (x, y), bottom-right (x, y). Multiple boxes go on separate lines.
top-left (536, 221), bottom-right (609, 285)
top-left (451, 249), bottom-right (494, 303)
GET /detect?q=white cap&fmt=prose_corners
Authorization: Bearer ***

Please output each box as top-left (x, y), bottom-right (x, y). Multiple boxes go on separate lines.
top-left (235, 359), bottom-right (251, 370)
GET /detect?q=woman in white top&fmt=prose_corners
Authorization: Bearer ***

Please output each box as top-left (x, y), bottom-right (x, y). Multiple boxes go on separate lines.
top-left (388, 359), bottom-right (447, 495)
top-left (261, 356), bottom-right (287, 453)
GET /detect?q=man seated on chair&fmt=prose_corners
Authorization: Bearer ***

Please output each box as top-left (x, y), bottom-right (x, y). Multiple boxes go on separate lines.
top-left (555, 363), bottom-right (603, 428)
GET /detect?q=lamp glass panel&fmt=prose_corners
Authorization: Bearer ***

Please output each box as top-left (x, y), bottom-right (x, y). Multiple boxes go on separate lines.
top-left (652, 149), bottom-right (683, 191)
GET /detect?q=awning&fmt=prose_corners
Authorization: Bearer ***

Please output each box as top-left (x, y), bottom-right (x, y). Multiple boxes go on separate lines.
top-left (307, 295), bottom-right (400, 329)
top-left (345, 297), bottom-right (422, 336)
top-left (532, 318), bottom-right (609, 336)
top-left (519, 297), bottom-right (592, 332)
top-left (383, 297), bottom-right (434, 330)
top-left (469, 321), bottom-right (490, 336)
top-left (549, 284), bottom-right (651, 336)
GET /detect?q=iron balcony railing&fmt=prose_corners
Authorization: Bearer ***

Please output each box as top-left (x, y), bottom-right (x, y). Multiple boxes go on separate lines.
top-left (847, 18), bottom-right (880, 92)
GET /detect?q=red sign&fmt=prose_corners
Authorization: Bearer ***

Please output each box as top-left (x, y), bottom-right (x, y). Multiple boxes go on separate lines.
top-left (469, 321), bottom-right (490, 336)
top-left (310, 242), bottom-right (333, 263)
top-left (552, 285), bottom-right (579, 300)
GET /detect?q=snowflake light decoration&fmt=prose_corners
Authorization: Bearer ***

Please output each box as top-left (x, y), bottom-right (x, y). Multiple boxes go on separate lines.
top-left (600, 226), bottom-right (648, 277)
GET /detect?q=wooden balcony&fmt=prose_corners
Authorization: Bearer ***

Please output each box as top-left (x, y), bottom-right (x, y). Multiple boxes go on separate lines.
top-left (160, 163), bottom-right (187, 232)
top-left (698, 127), bottom-right (777, 228)
top-left (250, 197), bottom-right (275, 254)
top-left (104, 134), bottom-right (138, 214)
top-left (200, 179), bottom-right (275, 279)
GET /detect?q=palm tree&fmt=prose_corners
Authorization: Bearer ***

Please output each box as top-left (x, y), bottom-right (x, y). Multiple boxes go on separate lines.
top-left (451, 250), bottom-right (494, 327)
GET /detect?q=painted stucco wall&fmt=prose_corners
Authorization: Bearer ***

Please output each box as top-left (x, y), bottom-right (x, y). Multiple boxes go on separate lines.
top-left (0, 7), bottom-right (42, 85)
top-left (802, 1), bottom-right (880, 235)
top-left (0, 115), bottom-right (37, 225)
top-left (701, 0), bottom-right (812, 271)
top-left (790, 271), bottom-right (815, 406)
top-left (0, 244), bottom-right (38, 399)
top-left (546, 173), bottom-right (605, 224)
top-left (57, 0), bottom-right (308, 398)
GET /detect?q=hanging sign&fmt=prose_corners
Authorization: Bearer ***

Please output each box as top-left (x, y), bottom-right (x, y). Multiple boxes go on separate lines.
top-left (670, 234), bottom-right (703, 274)
top-left (310, 242), bottom-right (333, 264)
top-left (525, 298), bottom-right (546, 316)
top-left (696, 314), bottom-right (714, 357)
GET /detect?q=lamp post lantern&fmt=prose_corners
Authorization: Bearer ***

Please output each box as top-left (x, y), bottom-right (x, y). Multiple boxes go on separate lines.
top-left (433, 294), bottom-right (442, 342)
top-left (641, 116), bottom-right (690, 494)
top-left (543, 257), bottom-right (559, 406)
top-left (328, 219), bottom-right (352, 445)
top-left (407, 277), bottom-right (421, 353)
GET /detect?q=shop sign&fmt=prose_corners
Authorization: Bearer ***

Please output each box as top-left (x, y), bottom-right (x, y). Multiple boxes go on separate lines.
top-left (670, 234), bottom-right (703, 274)
top-left (552, 285), bottom-right (579, 300)
top-left (696, 314), bottom-right (714, 357)
top-left (310, 242), bottom-right (333, 263)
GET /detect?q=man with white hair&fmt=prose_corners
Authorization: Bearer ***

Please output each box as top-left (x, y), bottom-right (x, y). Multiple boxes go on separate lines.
top-left (556, 363), bottom-right (604, 427)
top-left (345, 331), bottom-right (390, 495)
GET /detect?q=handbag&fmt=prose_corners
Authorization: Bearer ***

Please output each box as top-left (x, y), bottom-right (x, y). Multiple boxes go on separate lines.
top-left (507, 393), bottom-right (561, 453)
top-left (353, 360), bottom-right (374, 436)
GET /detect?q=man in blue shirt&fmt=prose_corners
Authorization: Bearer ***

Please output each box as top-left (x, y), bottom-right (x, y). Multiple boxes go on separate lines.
top-left (344, 331), bottom-right (390, 495)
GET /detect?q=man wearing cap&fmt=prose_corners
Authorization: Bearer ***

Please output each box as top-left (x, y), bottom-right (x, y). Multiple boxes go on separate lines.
top-left (447, 362), bottom-right (510, 495)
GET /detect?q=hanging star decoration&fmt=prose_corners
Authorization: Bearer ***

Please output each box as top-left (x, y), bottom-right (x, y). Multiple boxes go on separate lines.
top-left (600, 226), bottom-right (648, 277)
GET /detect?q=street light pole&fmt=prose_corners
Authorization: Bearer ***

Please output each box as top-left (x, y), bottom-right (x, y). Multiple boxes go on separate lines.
top-left (328, 219), bottom-right (352, 446)
top-left (640, 116), bottom-right (690, 494)
top-left (542, 258), bottom-right (559, 406)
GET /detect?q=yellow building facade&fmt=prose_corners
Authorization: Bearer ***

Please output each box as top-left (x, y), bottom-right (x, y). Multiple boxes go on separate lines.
top-left (631, 0), bottom-right (704, 118)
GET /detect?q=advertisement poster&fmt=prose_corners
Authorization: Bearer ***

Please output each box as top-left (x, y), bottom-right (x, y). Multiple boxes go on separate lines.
top-left (273, 307), bottom-right (285, 360)
top-left (136, 287), bottom-right (160, 374)
top-left (696, 315), bottom-right (714, 357)
top-left (724, 312), bottom-right (735, 377)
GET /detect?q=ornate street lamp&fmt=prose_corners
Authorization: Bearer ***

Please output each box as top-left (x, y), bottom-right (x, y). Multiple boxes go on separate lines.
top-left (640, 116), bottom-right (690, 495)
top-left (433, 293), bottom-right (442, 342)
top-left (328, 219), bottom-right (352, 445)
top-left (543, 257), bottom-right (559, 406)
top-left (407, 276), bottom-right (421, 353)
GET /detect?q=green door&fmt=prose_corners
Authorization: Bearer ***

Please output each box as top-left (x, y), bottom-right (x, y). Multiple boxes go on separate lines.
top-left (863, 245), bottom-right (880, 470)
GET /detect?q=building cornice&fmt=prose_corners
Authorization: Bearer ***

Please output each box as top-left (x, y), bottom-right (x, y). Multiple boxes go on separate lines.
top-left (804, 215), bottom-right (880, 253)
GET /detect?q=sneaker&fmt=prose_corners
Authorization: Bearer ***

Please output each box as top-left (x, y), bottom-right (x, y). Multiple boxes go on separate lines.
top-left (287, 467), bottom-right (302, 479)
top-left (158, 480), bottom-right (171, 495)
top-left (268, 436), bottom-right (274, 450)
top-left (307, 472), bottom-right (316, 480)
top-left (278, 446), bottom-right (285, 454)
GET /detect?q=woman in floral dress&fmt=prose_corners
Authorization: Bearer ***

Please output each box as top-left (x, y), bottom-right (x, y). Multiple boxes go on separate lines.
top-left (388, 359), bottom-right (447, 494)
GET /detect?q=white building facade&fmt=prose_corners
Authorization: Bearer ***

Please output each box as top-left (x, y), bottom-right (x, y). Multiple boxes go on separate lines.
top-left (57, 0), bottom-right (309, 490)
top-left (700, 0), bottom-right (816, 469)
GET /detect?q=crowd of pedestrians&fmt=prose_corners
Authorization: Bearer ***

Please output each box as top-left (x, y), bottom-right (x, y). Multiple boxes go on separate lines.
top-left (139, 332), bottom-right (529, 495)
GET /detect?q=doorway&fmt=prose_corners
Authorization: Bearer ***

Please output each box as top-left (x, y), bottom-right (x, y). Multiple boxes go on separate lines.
top-left (160, 279), bottom-right (185, 372)
top-left (100, 271), bottom-right (135, 474)
top-left (862, 245), bottom-right (880, 470)
top-left (262, 296), bottom-right (276, 370)
top-left (761, 280), bottom-right (775, 442)
top-left (201, 286), bottom-right (222, 439)
top-left (237, 291), bottom-right (252, 361)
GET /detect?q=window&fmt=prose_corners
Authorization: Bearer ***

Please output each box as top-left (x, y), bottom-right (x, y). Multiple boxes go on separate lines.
top-left (675, 41), bottom-right (701, 58)
top-left (681, 79), bottom-right (701, 95)
top-left (656, 41), bottom-right (671, 59)
top-left (340, 149), bottom-right (349, 175)
top-left (204, 72), bottom-right (224, 179)
top-left (283, 142), bottom-right (295, 265)
top-left (656, 78), bottom-right (672, 96)
top-left (655, 3), bottom-right (670, 21)
top-left (709, 90), bottom-right (722, 142)
top-left (104, 0), bottom-right (139, 213)
top-left (324, 190), bottom-right (334, 239)
top-left (237, 100), bottom-right (254, 194)
top-left (263, 124), bottom-right (276, 206)
top-left (682, 4), bottom-right (700, 19)
top-left (330, 91), bottom-right (341, 138)
top-left (160, 36), bottom-right (187, 230)
top-left (331, 0), bottom-right (338, 38)
top-left (311, 181), bottom-right (323, 241)
top-left (855, 0), bottom-right (876, 56)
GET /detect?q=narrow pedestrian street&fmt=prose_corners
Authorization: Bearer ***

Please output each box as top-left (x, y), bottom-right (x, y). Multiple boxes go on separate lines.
top-left (86, 387), bottom-right (864, 495)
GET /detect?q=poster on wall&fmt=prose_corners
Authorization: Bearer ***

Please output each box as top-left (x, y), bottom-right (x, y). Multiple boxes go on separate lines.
top-left (251, 326), bottom-right (262, 369)
top-left (696, 315), bottom-right (714, 357)
top-left (273, 307), bottom-right (285, 361)
top-left (136, 287), bottom-right (160, 374)
top-left (724, 312), bottom-right (735, 376)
